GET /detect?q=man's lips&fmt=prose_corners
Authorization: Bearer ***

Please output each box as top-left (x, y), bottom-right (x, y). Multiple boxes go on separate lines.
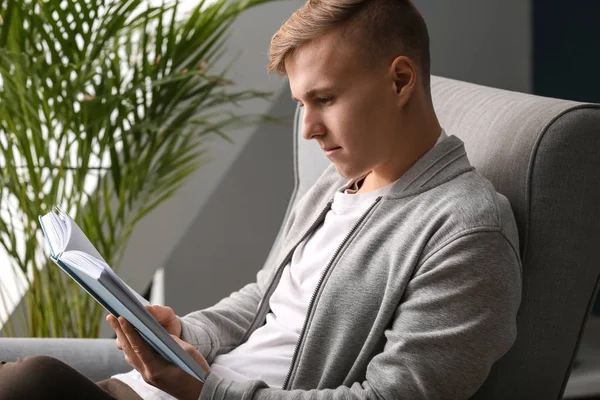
top-left (322, 146), bottom-right (342, 157)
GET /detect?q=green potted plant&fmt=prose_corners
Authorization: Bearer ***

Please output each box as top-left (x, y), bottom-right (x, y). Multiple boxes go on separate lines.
top-left (0, 0), bottom-right (274, 338)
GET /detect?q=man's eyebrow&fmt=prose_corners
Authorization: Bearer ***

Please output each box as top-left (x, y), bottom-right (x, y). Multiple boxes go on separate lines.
top-left (291, 87), bottom-right (336, 102)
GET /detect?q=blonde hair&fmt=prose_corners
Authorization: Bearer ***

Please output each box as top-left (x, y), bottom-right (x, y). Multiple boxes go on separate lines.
top-left (268, 0), bottom-right (431, 89)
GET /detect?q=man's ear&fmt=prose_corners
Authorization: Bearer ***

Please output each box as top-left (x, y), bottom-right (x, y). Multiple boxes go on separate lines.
top-left (390, 56), bottom-right (417, 106)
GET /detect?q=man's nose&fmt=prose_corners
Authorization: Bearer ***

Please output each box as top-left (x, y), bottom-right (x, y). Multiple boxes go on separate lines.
top-left (301, 109), bottom-right (326, 140)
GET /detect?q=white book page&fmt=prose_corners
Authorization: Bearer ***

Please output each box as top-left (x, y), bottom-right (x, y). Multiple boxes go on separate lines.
top-left (61, 251), bottom-right (104, 280)
top-left (50, 208), bottom-right (150, 307)
top-left (62, 213), bottom-right (106, 263)
top-left (39, 213), bottom-right (68, 257)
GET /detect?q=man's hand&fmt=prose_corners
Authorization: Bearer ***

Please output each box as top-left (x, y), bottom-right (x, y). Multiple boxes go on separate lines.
top-left (107, 315), bottom-right (210, 400)
top-left (113, 305), bottom-right (182, 353)
top-left (145, 305), bottom-right (182, 338)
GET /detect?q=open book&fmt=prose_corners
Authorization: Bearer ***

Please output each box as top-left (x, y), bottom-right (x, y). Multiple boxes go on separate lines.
top-left (39, 206), bottom-right (206, 382)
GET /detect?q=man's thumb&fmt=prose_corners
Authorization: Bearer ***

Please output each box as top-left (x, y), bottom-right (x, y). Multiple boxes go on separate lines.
top-left (171, 335), bottom-right (210, 373)
top-left (145, 305), bottom-right (166, 320)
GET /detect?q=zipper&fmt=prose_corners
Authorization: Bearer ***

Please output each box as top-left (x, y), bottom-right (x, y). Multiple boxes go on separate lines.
top-left (282, 196), bottom-right (383, 390)
top-left (239, 200), bottom-right (334, 344)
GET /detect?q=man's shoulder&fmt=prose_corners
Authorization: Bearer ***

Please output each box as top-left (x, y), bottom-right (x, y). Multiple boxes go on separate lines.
top-left (416, 169), bottom-right (519, 251)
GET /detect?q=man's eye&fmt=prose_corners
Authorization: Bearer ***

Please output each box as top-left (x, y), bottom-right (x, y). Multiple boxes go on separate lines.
top-left (296, 97), bottom-right (331, 108)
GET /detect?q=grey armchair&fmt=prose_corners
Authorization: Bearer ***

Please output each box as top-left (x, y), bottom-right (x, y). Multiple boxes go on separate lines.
top-left (1, 76), bottom-right (599, 398)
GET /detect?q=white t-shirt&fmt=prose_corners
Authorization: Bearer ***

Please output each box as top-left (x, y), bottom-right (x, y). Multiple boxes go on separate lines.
top-left (209, 176), bottom-right (396, 388)
top-left (112, 131), bottom-right (447, 397)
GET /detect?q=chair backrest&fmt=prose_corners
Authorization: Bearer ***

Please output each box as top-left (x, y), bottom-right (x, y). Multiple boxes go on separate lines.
top-left (263, 75), bottom-right (600, 399)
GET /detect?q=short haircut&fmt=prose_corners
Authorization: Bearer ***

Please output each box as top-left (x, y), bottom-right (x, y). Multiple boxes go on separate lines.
top-left (268, 0), bottom-right (431, 90)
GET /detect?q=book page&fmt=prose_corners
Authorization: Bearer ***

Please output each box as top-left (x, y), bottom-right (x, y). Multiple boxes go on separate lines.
top-left (39, 213), bottom-right (68, 257)
top-left (61, 251), bottom-right (104, 279)
top-left (51, 207), bottom-right (149, 308)
top-left (62, 213), bottom-right (106, 263)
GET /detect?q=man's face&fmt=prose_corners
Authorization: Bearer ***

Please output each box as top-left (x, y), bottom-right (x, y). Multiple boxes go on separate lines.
top-left (286, 30), bottom-right (402, 180)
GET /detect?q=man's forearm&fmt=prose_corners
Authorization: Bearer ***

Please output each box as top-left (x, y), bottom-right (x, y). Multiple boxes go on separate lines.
top-left (179, 280), bottom-right (264, 363)
top-left (199, 373), bottom-right (384, 400)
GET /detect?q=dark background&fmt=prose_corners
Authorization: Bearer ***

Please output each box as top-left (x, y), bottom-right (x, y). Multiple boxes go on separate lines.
top-left (533, 0), bottom-right (600, 314)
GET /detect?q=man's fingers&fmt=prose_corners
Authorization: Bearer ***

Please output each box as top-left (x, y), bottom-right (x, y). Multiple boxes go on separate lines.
top-left (145, 305), bottom-right (163, 320)
top-left (143, 305), bottom-right (182, 338)
top-left (107, 317), bottom-right (124, 351)
top-left (145, 305), bottom-right (174, 322)
top-left (131, 343), bottom-right (143, 354)
top-left (109, 316), bottom-right (143, 371)
top-left (118, 317), bottom-right (164, 370)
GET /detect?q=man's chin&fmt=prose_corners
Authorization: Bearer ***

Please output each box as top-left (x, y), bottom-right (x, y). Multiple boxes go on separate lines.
top-left (332, 164), bottom-right (365, 180)
top-left (332, 164), bottom-right (349, 178)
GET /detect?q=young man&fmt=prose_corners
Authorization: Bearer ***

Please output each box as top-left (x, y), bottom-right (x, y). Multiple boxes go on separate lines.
top-left (0, 1), bottom-right (522, 399)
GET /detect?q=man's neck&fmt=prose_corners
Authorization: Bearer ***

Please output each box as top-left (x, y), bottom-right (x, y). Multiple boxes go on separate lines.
top-left (348, 172), bottom-right (370, 194)
top-left (356, 127), bottom-right (442, 194)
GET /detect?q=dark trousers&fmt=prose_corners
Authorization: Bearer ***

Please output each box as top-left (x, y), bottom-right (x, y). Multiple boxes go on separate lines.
top-left (0, 356), bottom-right (142, 400)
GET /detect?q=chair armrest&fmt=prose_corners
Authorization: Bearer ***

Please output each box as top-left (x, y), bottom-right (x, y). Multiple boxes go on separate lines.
top-left (0, 338), bottom-right (131, 382)
top-left (564, 316), bottom-right (600, 398)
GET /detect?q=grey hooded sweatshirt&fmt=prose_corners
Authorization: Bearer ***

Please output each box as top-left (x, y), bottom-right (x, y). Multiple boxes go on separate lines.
top-left (179, 135), bottom-right (522, 400)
